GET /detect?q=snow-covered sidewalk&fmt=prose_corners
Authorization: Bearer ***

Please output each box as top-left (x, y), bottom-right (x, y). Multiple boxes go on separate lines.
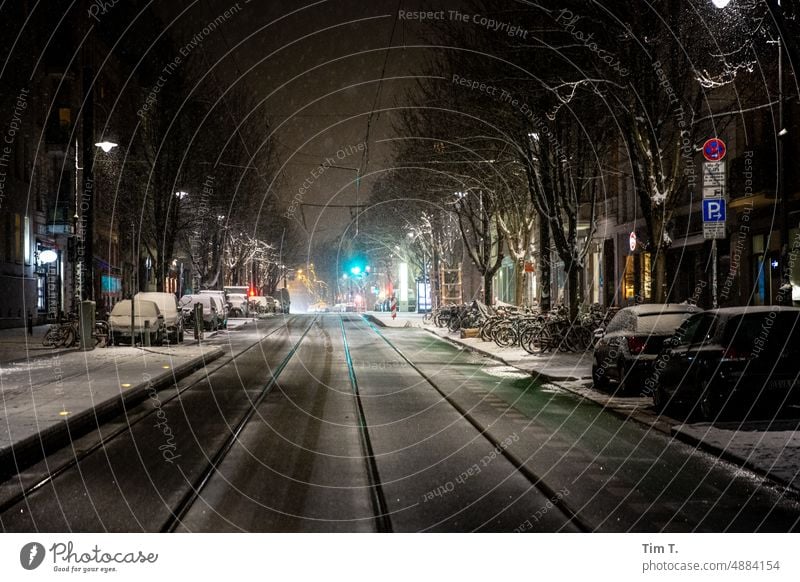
top-left (673, 421), bottom-right (800, 492)
top-left (0, 339), bottom-right (224, 472)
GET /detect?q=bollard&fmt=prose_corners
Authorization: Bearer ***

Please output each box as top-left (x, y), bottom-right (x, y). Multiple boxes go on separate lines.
top-left (193, 303), bottom-right (204, 342)
top-left (143, 320), bottom-right (151, 347)
top-left (79, 301), bottom-right (96, 351)
top-left (27, 311), bottom-right (33, 336)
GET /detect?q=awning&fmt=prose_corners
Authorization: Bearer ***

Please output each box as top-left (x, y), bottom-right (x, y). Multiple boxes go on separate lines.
top-left (670, 233), bottom-right (707, 249)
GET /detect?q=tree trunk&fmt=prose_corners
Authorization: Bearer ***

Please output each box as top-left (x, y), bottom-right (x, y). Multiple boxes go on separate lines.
top-left (483, 271), bottom-right (494, 305)
top-left (514, 257), bottom-right (525, 307)
top-left (539, 218), bottom-right (551, 312)
top-left (567, 261), bottom-right (579, 320)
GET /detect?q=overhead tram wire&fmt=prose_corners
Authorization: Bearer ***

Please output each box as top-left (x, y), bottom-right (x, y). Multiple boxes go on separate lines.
top-left (356, 0), bottom-right (402, 235)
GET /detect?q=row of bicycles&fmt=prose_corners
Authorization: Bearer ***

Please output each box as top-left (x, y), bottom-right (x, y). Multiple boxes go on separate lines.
top-left (427, 301), bottom-right (618, 354)
top-left (42, 314), bottom-right (110, 348)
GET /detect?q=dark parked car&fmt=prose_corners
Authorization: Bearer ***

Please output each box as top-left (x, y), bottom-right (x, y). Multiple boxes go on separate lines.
top-left (652, 307), bottom-right (800, 420)
top-left (592, 303), bottom-right (702, 392)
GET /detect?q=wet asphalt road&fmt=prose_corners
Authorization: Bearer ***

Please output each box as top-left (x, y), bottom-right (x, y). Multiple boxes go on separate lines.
top-left (1, 314), bottom-right (798, 532)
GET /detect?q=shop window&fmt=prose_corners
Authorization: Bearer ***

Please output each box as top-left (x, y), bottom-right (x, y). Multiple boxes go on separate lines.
top-left (24, 215), bottom-right (30, 264)
top-left (622, 255), bottom-right (635, 300)
top-left (37, 275), bottom-right (46, 311)
top-left (640, 252), bottom-right (652, 300)
top-left (790, 228), bottom-right (800, 304)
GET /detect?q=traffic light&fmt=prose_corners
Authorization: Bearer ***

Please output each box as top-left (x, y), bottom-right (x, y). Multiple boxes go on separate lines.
top-left (345, 257), bottom-right (369, 277)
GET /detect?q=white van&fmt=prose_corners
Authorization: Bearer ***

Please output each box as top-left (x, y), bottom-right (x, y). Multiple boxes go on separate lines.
top-left (198, 290), bottom-right (228, 328)
top-left (134, 292), bottom-right (184, 343)
top-left (179, 294), bottom-right (226, 330)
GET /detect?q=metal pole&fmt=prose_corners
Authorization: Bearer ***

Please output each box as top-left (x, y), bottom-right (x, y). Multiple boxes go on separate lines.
top-left (82, 64), bottom-right (95, 302)
top-left (712, 239), bottom-right (718, 309)
top-left (778, 37), bottom-right (789, 302)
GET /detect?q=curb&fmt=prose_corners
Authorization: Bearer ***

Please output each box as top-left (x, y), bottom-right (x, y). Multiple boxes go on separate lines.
top-left (423, 328), bottom-right (589, 383)
top-left (669, 425), bottom-right (800, 495)
top-left (362, 313), bottom-right (387, 328)
top-left (0, 346), bottom-right (224, 480)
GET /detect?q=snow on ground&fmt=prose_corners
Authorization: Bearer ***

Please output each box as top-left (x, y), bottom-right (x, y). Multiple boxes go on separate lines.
top-left (673, 421), bottom-right (800, 492)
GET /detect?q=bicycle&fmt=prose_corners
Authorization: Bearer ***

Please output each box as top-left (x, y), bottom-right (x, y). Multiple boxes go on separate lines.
top-left (43, 316), bottom-right (110, 348)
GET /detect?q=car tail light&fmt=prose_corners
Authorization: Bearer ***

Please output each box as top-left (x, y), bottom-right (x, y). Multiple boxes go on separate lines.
top-left (723, 345), bottom-right (752, 361)
top-left (626, 336), bottom-right (647, 355)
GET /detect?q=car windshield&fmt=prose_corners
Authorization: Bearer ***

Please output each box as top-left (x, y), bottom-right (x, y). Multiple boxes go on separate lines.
top-left (636, 313), bottom-right (694, 334)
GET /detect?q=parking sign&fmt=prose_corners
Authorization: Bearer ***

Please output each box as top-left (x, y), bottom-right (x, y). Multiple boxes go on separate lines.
top-left (702, 198), bottom-right (726, 222)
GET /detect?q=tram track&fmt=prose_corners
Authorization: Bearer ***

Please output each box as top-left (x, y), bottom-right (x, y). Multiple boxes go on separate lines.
top-left (357, 315), bottom-right (590, 532)
top-left (161, 316), bottom-right (318, 531)
top-left (338, 316), bottom-right (393, 533)
top-left (0, 316), bottom-right (308, 531)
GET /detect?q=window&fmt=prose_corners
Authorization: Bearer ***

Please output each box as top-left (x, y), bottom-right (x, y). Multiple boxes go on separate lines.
top-left (24, 215), bottom-right (30, 264)
top-left (622, 255), bottom-right (635, 300)
top-left (640, 252), bottom-right (652, 299)
top-left (37, 274), bottom-right (46, 311)
top-left (676, 314), bottom-right (717, 346)
top-left (58, 108), bottom-right (71, 127)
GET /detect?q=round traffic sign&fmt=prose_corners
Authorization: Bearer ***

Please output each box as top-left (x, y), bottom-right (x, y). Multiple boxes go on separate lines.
top-left (703, 138), bottom-right (726, 161)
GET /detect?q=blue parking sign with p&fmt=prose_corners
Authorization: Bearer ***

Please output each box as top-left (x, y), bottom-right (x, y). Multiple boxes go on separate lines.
top-left (702, 198), bottom-right (726, 222)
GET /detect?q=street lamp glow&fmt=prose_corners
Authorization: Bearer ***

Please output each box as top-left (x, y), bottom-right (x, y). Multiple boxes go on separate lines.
top-left (350, 266), bottom-right (362, 275)
top-left (175, 191), bottom-right (189, 199)
top-left (39, 249), bottom-right (58, 264)
top-left (711, 0), bottom-right (731, 7)
top-left (94, 141), bottom-right (118, 153)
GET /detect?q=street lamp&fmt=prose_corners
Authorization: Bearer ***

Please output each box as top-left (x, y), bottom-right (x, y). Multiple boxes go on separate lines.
top-left (94, 141), bottom-right (118, 153)
top-left (711, 0), bottom-right (731, 7)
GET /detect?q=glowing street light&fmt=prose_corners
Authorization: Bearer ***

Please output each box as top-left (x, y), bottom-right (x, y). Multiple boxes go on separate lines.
top-left (94, 141), bottom-right (118, 153)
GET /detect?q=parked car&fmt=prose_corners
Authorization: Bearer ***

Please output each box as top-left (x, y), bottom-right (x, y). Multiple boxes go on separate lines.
top-left (226, 293), bottom-right (249, 317)
top-left (265, 296), bottom-right (280, 313)
top-left (592, 303), bottom-right (702, 392)
top-left (179, 294), bottom-right (225, 331)
top-left (307, 302), bottom-right (330, 313)
top-left (134, 292), bottom-right (184, 343)
top-left (652, 306), bottom-right (800, 420)
top-left (248, 296), bottom-right (274, 316)
top-left (198, 290), bottom-right (228, 328)
top-left (108, 299), bottom-right (166, 345)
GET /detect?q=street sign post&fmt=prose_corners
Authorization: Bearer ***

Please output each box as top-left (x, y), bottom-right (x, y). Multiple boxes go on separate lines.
top-left (701, 141), bottom-right (727, 309)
